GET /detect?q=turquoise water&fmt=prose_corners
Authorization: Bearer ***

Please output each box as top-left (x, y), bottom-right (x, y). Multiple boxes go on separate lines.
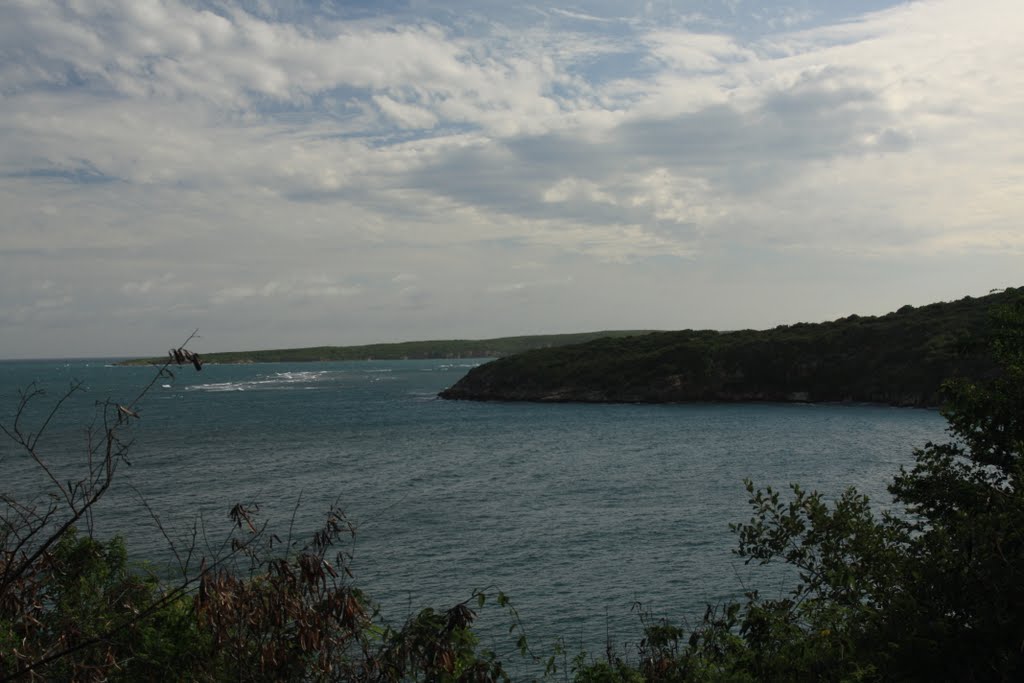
top-left (1, 358), bottom-right (946, 661)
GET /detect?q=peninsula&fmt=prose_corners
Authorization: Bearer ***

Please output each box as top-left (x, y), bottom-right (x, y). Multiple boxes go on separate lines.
top-left (439, 288), bottom-right (1021, 407)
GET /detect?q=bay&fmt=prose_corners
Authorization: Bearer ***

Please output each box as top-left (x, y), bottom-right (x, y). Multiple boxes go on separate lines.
top-left (1, 358), bottom-right (946, 664)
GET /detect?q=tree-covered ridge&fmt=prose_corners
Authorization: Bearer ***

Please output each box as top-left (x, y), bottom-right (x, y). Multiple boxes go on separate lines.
top-left (440, 288), bottom-right (1022, 407)
top-left (116, 330), bottom-right (657, 365)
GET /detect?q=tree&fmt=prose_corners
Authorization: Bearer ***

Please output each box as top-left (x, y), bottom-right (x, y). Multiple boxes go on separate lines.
top-left (724, 293), bottom-right (1024, 681)
top-left (880, 295), bottom-right (1024, 680)
top-left (570, 294), bottom-right (1024, 681)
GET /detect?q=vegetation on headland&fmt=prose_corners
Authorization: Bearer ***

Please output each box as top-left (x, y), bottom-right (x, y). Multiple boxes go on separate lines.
top-left (4, 292), bottom-right (1024, 680)
top-left (441, 287), bottom-right (1023, 407)
top-left (116, 331), bottom-right (657, 366)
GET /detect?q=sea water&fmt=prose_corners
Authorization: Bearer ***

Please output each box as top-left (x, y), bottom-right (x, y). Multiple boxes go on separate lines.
top-left (1, 358), bottom-right (946, 664)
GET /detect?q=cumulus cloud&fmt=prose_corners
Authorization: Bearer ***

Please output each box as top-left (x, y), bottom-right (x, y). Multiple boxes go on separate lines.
top-left (1, 0), bottom-right (1022, 356)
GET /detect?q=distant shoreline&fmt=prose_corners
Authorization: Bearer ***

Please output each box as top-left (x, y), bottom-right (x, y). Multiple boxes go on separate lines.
top-left (113, 330), bottom-right (657, 366)
top-left (116, 356), bottom-right (492, 366)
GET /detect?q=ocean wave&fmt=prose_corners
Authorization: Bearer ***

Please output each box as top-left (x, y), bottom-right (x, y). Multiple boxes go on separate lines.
top-left (273, 370), bottom-right (331, 381)
top-left (187, 370), bottom-right (343, 392)
top-left (186, 382), bottom-right (248, 392)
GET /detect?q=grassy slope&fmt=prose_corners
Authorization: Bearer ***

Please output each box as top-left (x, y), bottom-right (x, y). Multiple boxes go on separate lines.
top-left (440, 288), bottom-right (1022, 406)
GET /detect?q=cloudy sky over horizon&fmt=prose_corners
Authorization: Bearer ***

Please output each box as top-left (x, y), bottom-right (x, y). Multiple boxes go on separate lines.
top-left (2, 0), bottom-right (1022, 358)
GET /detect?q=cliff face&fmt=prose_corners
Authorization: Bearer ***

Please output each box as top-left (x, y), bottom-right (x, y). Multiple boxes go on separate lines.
top-left (439, 289), bottom-right (1022, 406)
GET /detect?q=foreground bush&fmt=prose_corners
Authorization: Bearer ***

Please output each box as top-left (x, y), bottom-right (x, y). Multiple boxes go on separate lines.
top-left (0, 342), bottom-right (518, 681)
top-left (572, 294), bottom-right (1024, 682)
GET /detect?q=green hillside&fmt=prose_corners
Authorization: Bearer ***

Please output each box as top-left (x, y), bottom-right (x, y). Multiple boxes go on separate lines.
top-left (117, 330), bottom-right (656, 365)
top-left (440, 288), bottom-right (1022, 407)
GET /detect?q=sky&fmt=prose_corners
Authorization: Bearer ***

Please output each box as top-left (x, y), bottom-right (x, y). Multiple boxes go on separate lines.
top-left (1, 0), bottom-right (1022, 358)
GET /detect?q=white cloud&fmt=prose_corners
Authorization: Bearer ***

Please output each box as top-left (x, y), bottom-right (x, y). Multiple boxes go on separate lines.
top-left (486, 275), bottom-right (573, 295)
top-left (1, 0), bottom-right (1022, 356)
top-left (121, 273), bottom-right (192, 296)
top-left (372, 95), bottom-right (439, 130)
top-left (210, 277), bottom-right (361, 305)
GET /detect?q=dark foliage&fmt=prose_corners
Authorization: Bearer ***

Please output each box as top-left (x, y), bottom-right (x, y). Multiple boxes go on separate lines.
top-left (571, 291), bottom-right (1024, 682)
top-left (441, 288), bottom-right (1022, 406)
